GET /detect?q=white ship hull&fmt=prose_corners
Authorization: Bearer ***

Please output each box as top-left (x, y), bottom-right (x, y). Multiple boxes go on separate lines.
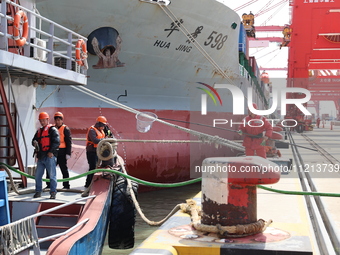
top-left (34, 0), bottom-right (265, 184)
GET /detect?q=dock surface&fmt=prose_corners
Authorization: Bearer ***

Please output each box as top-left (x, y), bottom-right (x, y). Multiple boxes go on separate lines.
top-left (131, 122), bottom-right (340, 255)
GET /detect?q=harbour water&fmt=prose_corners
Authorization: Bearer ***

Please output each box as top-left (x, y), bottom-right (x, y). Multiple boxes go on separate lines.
top-left (101, 182), bottom-right (201, 255)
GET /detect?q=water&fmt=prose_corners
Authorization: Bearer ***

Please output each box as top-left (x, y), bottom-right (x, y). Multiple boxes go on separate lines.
top-left (101, 182), bottom-right (201, 255)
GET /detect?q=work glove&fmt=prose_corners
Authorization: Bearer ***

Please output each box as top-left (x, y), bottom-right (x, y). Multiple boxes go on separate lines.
top-left (260, 140), bottom-right (266, 146)
top-left (237, 130), bottom-right (243, 136)
top-left (104, 125), bottom-right (113, 138)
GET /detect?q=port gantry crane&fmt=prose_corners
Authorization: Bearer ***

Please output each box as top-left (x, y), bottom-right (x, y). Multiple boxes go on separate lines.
top-left (286, 0), bottom-right (340, 128)
top-left (238, 0), bottom-right (340, 128)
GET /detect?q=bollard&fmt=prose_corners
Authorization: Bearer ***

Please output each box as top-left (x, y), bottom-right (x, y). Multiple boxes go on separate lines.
top-left (331, 121), bottom-right (333, 130)
top-left (201, 156), bottom-right (280, 226)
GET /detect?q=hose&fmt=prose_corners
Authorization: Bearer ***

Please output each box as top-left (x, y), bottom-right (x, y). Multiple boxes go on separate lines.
top-left (2, 162), bottom-right (340, 196)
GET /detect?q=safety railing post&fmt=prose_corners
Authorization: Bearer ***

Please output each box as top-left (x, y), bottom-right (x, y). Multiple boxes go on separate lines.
top-left (0, 0), bottom-right (8, 51)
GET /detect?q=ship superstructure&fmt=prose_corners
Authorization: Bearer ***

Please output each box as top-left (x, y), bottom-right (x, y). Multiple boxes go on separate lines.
top-left (0, 0), bottom-right (87, 186)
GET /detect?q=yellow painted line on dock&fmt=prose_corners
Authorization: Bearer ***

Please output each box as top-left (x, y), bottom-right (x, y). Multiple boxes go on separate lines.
top-left (174, 246), bottom-right (221, 255)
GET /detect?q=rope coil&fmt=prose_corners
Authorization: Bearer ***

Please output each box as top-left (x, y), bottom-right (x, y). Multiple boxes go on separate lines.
top-left (180, 199), bottom-right (272, 237)
top-left (96, 139), bottom-right (118, 161)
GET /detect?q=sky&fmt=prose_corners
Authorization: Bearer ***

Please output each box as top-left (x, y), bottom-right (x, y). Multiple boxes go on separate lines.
top-left (217, 0), bottom-right (336, 118)
top-left (218, 0), bottom-right (290, 78)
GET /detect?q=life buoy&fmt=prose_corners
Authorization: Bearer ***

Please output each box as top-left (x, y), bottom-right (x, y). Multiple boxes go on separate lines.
top-left (13, 10), bottom-right (29, 47)
top-left (75, 39), bottom-right (87, 66)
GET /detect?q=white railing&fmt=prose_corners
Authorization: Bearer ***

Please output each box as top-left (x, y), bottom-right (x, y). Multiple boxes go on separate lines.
top-left (38, 218), bottom-right (90, 243)
top-left (0, 195), bottom-right (95, 255)
top-left (0, 0), bottom-right (87, 74)
top-left (139, 0), bottom-right (171, 6)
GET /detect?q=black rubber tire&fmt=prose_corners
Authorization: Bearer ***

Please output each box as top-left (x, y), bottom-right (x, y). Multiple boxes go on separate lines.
top-left (108, 175), bottom-right (138, 249)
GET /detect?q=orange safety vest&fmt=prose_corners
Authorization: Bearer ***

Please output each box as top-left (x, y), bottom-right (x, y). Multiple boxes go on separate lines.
top-left (38, 124), bottom-right (52, 151)
top-left (56, 124), bottom-right (66, 148)
top-left (86, 126), bottom-right (105, 148)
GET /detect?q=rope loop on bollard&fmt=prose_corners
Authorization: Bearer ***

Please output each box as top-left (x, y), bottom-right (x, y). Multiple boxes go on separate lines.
top-left (180, 199), bottom-right (272, 238)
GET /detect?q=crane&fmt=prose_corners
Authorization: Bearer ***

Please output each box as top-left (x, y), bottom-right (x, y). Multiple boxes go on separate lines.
top-left (286, 0), bottom-right (340, 127)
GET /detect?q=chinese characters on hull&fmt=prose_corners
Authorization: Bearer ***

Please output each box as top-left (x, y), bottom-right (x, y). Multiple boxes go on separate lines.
top-left (153, 19), bottom-right (229, 53)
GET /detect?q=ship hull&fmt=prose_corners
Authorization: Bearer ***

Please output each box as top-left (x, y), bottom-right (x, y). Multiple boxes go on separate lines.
top-left (42, 106), bottom-right (242, 185)
top-left (35, 0), bottom-right (260, 184)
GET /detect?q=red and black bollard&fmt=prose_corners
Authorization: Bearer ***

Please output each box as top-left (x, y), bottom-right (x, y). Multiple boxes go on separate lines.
top-left (201, 156), bottom-right (280, 226)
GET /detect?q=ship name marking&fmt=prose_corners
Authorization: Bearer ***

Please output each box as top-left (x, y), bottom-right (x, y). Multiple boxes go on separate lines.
top-left (204, 31), bottom-right (228, 50)
top-left (164, 19), bottom-right (184, 37)
top-left (186, 26), bottom-right (204, 44)
top-left (175, 44), bottom-right (192, 52)
top-left (154, 40), bottom-right (171, 49)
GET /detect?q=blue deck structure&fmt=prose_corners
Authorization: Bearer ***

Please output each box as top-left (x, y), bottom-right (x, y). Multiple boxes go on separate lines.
top-left (0, 171), bottom-right (10, 226)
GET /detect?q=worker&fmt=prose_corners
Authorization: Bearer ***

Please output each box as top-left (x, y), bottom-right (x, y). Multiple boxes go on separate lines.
top-left (32, 112), bottom-right (60, 199)
top-left (238, 103), bottom-right (273, 158)
top-left (84, 116), bottom-right (109, 188)
top-left (45, 112), bottom-right (72, 189)
top-left (316, 117), bottom-right (320, 128)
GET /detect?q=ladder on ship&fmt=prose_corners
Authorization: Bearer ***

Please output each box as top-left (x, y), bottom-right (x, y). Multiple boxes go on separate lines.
top-left (35, 202), bottom-right (83, 249)
top-left (0, 75), bottom-right (27, 187)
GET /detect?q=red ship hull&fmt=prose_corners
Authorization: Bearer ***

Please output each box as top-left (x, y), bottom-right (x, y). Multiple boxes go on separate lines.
top-left (41, 107), bottom-right (241, 189)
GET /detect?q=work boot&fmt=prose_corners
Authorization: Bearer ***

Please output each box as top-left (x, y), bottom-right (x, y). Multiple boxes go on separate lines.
top-left (50, 192), bottom-right (56, 199)
top-left (33, 192), bottom-right (41, 198)
top-left (81, 189), bottom-right (89, 197)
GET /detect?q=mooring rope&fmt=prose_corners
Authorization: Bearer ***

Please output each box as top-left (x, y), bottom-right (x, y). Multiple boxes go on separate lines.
top-left (180, 199), bottom-right (272, 238)
top-left (74, 137), bottom-right (203, 143)
top-left (0, 218), bottom-right (38, 255)
top-left (158, 3), bottom-right (236, 86)
top-left (70, 85), bottom-right (245, 152)
top-left (1, 165), bottom-right (35, 195)
top-left (95, 140), bottom-right (182, 226)
top-left (118, 154), bottom-right (182, 226)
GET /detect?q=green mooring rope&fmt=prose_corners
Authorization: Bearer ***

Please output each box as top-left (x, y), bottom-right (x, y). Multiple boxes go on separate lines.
top-left (1, 163), bottom-right (340, 197)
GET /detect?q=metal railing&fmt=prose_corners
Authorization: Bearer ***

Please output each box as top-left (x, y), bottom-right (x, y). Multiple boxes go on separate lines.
top-left (0, 195), bottom-right (95, 255)
top-left (0, 0), bottom-right (87, 74)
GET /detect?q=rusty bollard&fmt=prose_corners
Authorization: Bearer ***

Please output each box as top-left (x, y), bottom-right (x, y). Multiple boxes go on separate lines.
top-left (201, 156), bottom-right (280, 226)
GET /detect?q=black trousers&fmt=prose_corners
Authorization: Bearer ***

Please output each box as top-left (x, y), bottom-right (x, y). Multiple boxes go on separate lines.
top-left (85, 150), bottom-right (98, 187)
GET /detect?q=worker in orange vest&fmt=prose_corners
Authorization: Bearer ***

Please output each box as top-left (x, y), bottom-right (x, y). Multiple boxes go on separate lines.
top-left (84, 116), bottom-right (108, 189)
top-left (238, 103), bottom-right (273, 158)
top-left (45, 112), bottom-right (72, 189)
top-left (32, 112), bottom-right (60, 199)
